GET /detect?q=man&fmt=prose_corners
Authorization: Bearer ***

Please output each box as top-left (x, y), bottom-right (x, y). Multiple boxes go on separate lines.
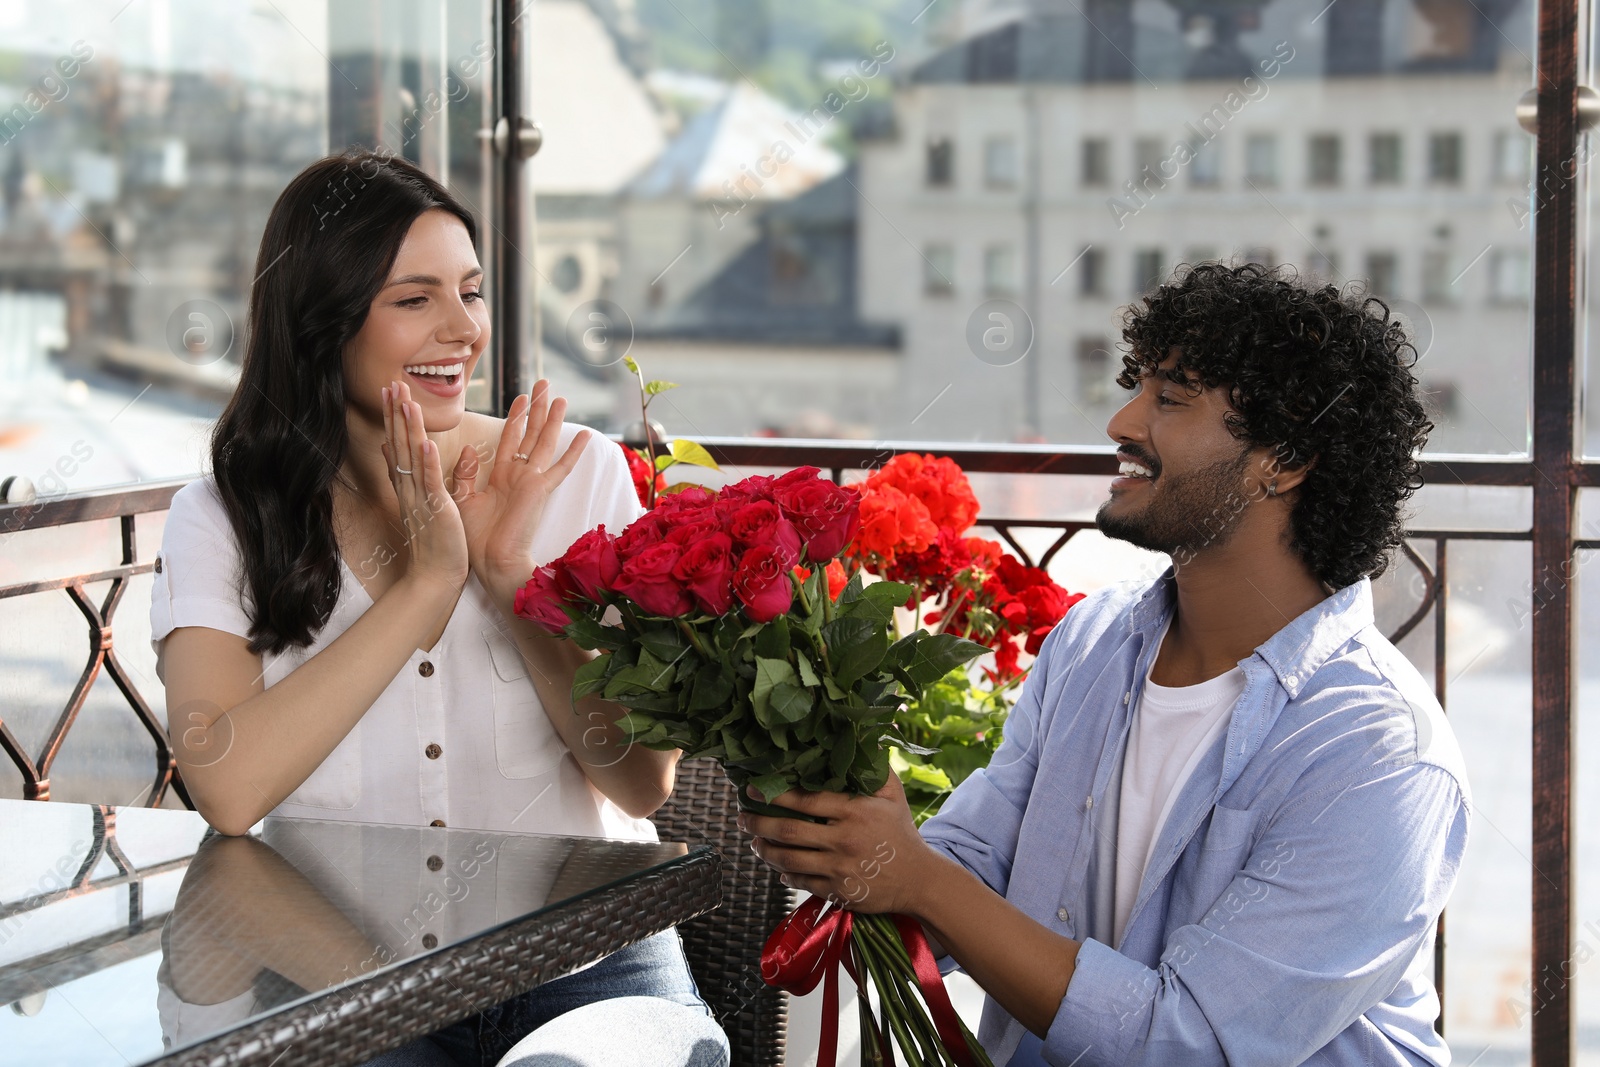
top-left (742, 262), bottom-right (1470, 1066)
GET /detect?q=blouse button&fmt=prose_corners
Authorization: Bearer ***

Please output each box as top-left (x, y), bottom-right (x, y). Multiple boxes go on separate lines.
top-left (154, 556), bottom-right (163, 574)
top-left (419, 661), bottom-right (435, 677)
top-left (1057, 907), bottom-right (1070, 922)
top-left (430, 819), bottom-right (446, 827)
top-left (425, 743), bottom-right (442, 760)
top-left (427, 855), bottom-right (443, 872)
top-left (422, 934), bottom-right (438, 949)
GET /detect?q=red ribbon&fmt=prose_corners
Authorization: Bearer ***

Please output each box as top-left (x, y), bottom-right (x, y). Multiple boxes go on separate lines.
top-left (893, 915), bottom-right (980, 1067)
top-left (762, 896), bottom-right (855, 1067)
top-left (762, 901), bottom-right (981, 1067)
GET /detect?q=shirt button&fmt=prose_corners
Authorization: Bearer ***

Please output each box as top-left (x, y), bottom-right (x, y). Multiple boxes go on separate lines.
top-left (425, 743), bottom-right (442, 760)
top-left (1123, 692), bottom-right (1130, 705)
top-left (419, 661), bottom-right (435, 677)
top-left (430, 819), bottom-right (446, 827)
top-left (1085, 796), bottom-right (1094, 811)
top-left (1057, 907), bottom-right (1070, 922)
top-left (422, 933), bottom-right (438, 949)
top-left (154, 556), bottom-right (163, 574)
top-left (427, 855), bottom-right (443, 872)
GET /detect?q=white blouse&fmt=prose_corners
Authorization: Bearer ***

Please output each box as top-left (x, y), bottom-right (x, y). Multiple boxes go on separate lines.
top-left (149, 423), bottom-right (655, 841)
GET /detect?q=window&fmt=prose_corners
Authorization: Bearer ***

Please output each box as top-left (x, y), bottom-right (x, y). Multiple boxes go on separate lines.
top-left (1421, 380), bottom-right (1460, 419)
top-left (1369, 132), bottom-right (1402, 184)
top-left (1134, 248), bottom-right (1165, 293)
top-left (926, 137), bottom-right (954, 187)
top-left (1493, 130), bottom-right (1532, 185)
top-left (985, 135), bottom-right (1018, 188)
top-left (552, 253), bottom-right (583, 293)
top-left (1242, 246), bottom-right (1276, 267)
top-left (984, 244), bottom-right (1017, 295)
top-left (1189, 138), bottom-right (1221, 187)
top-left (1308, 248), bottom-right (1340, 281)
top-left (1365, 251), bottom-right (1400, 297)
top-left (1489, 248), bottom-right (1531, 304)
top-left (1308, 134), bottom-right (1342, 186)
top-left (1244, 133), bottom-right (1278, 186)
top-left (1134, 137), bottom-right (1167, 188)
top-left (924, 243), bottom-right (955, 295)
top-left (1081, 137), bottom-right (1110, 186)
top-left (1429, 132), bottom-right (1463, 184)
top-left (1078, 247), bottom-right (1105, 297)
top-left (1184, 246), bottom-right (1219, 269)
top-left (1422, 249), bottom-right (1456, 304)
top-left (1076, 338), bottom-right (1113, 406)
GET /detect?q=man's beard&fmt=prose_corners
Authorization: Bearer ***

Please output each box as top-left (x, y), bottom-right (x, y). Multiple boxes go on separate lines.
top-left (1095, 446), bottom-right (1254, 559)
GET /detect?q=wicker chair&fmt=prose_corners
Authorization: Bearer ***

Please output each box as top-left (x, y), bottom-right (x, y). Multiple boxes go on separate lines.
top-left (651, 758), bottom-right (795, 1067)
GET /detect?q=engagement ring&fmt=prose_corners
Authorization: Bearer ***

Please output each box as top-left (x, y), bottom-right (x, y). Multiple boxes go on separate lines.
top-left (395, 466), bottom-right (413, 475)
top-left (514, 452), bottom-right (529, 461)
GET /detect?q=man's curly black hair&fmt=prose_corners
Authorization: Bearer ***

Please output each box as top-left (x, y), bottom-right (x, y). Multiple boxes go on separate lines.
top-left (1117, 261), bottom-right (1433, 589)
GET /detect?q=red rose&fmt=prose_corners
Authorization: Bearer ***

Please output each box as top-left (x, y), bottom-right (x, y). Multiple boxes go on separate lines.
top-left (773, 475), bottom-right (861, 562)
top-left (620, 442), bottom-right (665, 508)
top-left (555, 525), bottom-right (620, 602)
top-left (728, 500), bottom-right (802, 559)
top-left (614, 511), bottom-right (668, 561)
top-left (719, 473), bottom-right (776, 504)
top-left (665, 517), bottom-right (721, 548)
top-left (672, 532), bottom-right (736, 614)
top-left (612, 542), bottom-right (693, 617)
top-left (513, 566), bottom-right (572, 633)
top-left (655, 484), bottom-right (718, 515)
top-left (734, 543), bottom-right (796, 622)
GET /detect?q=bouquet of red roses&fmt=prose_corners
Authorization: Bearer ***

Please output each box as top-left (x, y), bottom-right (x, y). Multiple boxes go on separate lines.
top-left (516, 465), bottom-right (994, 1066)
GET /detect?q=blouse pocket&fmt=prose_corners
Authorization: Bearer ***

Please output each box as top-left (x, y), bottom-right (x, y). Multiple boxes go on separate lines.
top-left (1200, 803), bottom-right (1258, 852)
top-left (281, 725), bottom-right (363, 810)
top-left (485, 630), bottom-right (567, 779)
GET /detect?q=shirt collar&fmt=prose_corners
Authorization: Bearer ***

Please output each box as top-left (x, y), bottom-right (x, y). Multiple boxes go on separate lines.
top-left (1125, 568), bottom-right (1374, 700)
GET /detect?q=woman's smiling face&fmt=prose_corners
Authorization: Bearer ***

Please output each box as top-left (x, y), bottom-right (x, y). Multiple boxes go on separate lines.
top-left (342, 207), bottom-right (489, 430)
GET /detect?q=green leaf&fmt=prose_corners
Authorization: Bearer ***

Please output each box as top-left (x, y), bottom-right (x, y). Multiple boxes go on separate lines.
top-left (654, 453), bottom-right (678, 472)
top-left (644, 379), bottom-right (680, 396)
top-left (822, 616), bottom-right (889, 689)
top-left (571, 653), bottom-right (612, 701)
top-left (623, 355), bottom-right (640, 375)
top-left (564, 614), bottom-right (624, 651)
top-left (749, 773), bottom-right (792, 803)
top-left (768, 681), bottom-right (814, 724)
top-left (614, 711), bottom-right (658, 740)
top-left (754, 614), bottom-right (791, 661)
top-left (841, 581), bottom-right (914, 625)
top-left (751, 656), bottom-right (799, 726)
top-left (836, 570), bottom-right (866, 601)
top-left (795, 651), bottom-right (821, 688)
top-left (689, 666), bottom-right (735, 712)
top-left (900, 633), bottom-right (989, 689)
top-left (668, 437), bottom-right (720, 471)
top-left (636, 625), bottom-right (687, 665)
top-left (828, 729), bottom-right (856, 779)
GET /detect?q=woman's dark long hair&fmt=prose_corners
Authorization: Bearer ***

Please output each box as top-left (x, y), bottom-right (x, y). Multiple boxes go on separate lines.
top-left (211, 149), bottom-right (478, 656)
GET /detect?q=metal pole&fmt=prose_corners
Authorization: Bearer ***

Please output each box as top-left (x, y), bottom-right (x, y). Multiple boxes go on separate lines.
top-left (1531, 0), bottom-right (1578, 1059)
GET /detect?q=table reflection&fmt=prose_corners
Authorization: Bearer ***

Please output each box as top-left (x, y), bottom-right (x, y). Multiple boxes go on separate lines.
top-left (156, 818), bottom-right (688, 1055)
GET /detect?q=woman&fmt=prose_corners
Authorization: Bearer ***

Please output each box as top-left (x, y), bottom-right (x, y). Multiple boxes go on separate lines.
top-left (150, 149), bottom-right (727, 1067)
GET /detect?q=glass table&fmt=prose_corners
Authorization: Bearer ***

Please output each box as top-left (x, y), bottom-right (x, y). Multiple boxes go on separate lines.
top-left (0, 798), bottom-right (722, 1065)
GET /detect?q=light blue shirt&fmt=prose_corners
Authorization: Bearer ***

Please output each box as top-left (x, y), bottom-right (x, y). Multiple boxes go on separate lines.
top-left (920, 571), bottom-right (1471, 1067)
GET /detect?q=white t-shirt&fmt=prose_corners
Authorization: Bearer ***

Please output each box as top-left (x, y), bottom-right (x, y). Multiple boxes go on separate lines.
top-left (149, 423), bottom-right (655, 841)
top-left (1111, 620), bottom-right (1246, 946)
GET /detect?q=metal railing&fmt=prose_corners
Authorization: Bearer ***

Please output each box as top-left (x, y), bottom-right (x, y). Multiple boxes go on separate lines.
top-left (0, 443), bottom-right (1562, 1038)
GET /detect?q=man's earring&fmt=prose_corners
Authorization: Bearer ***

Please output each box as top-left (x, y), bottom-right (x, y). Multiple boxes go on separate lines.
top-left (1266, 483), bottom-right (1278, 497)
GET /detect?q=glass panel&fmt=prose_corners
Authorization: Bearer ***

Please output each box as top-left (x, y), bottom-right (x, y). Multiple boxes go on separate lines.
top-left (581, 0), bottom-right (1535, 451)
top-left (1439, 538), bottom-right (1532, 1064)
top-left (0, 0), bottom-right (494, 498)
top-left (1575, 549), bottom-right (1600, 1066)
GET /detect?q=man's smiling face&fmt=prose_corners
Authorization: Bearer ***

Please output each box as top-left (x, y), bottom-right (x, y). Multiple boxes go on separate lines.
top-left (1095, 347), bottom-right (1259, 559)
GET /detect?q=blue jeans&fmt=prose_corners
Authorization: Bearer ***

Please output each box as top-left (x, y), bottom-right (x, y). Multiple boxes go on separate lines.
top-left (365, 930), bottom-right (726, 1067)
